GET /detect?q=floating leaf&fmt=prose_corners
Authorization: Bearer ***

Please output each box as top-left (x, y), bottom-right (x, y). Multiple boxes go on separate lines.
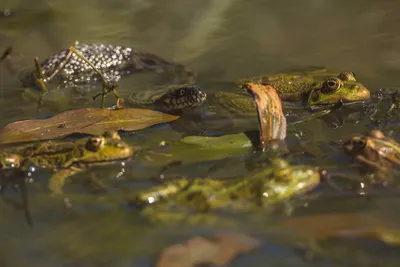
top-left (0, 108), bottom-right (109, 144)
top-left (245, 82), bottom-right (287, 148)
top-left (0, 108), bottom-right (180, 144)
top-left (180, 133), bottom-right (252, 149)
top-left (77, 108), bottom-right (179, 135)
top-left (156, 233), bottom-right (260, 267)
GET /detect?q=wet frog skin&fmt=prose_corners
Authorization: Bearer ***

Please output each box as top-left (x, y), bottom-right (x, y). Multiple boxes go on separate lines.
top-left (132, 159), bottom-right (320, 224)
top-left (236, 71), bottom-right (370, 107)
top-left (0, 131), bottom-right (133, 194)
top-left (343, 129), bottom-right (400, 181)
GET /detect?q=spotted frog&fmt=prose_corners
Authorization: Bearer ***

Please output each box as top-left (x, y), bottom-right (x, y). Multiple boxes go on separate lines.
top-left (130, 158), bottom-right (320, 224)
top-left (236, 70), bottom-right (370, 107)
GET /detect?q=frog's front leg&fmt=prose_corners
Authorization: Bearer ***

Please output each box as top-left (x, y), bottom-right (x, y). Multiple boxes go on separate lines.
top-left (48, 166), bottom-right (84, 195)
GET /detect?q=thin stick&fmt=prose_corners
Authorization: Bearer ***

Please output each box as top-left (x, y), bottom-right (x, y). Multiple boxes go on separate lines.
top-left (68, 46), bottom-right (121, 108)
top-left (33, 57), bottom-right (48, 112)
top-left (46, 50), bottom-right (73, 81)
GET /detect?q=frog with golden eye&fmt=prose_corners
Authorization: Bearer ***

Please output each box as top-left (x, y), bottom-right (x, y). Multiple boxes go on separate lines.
top-left (236, 70), bottom-right (370, 107)
top-left (205, 70), bottom-right (370, 118)
top-left (342, 129), bottom-right (400, 183)
top-left (0, 131), bottom-right (133, 194)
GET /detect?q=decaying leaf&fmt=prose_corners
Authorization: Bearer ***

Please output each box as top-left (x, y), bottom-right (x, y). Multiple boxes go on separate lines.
top-left (156, 232), bottom-right (260, 267)
top-left (245, 82), bottom-right (287, 149)
top-left (78, 108), bottom-right (179, 135)
top-left (0, 108), bottom-right (179, 144)
top-left (280, 212), bottom-right (400, 246)
top-left (0, 108), bottom-right (109, 144)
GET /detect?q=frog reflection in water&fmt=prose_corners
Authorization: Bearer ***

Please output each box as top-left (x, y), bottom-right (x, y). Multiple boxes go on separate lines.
top-left (131, 159), bottom-right (320, 223)
top-left (343, 129), bottom-right (400, 183)
top-left (0, 131), bottom-right (133, 194)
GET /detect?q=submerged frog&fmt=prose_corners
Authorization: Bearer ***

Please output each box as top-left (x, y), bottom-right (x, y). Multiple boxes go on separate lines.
top-left (130, 158), bottom-right (320, 224)
top-left (342, 129), bottom-right (400, 182)
top-left (0, 131), bottom-right (133, 194)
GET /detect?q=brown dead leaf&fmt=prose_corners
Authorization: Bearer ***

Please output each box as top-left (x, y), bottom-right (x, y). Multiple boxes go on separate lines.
top-left (280, 212), bottom-right (400, 245)
top-left (0, 108), bottom-right (109, 144)
top-left (78, 108), bottom-right (179, 135)
top-left (156, 232), bottom-right (260, 267)
top-left (0, 108), bottom-right (180, 144)
top-left (245, 82), bottom-right (287, 149)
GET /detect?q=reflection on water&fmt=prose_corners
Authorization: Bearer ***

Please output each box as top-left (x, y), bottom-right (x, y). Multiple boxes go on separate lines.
top-left (1, 0), bottom-right (400, 266)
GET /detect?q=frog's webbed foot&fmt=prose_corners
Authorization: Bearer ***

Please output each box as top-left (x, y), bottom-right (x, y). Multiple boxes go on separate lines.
top-left (48, 167), bottom-right (81, 195)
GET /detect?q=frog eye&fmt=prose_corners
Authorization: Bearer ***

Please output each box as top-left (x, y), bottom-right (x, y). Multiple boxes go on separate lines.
top-left (86, 136), bottom-right (104, 151)
top-left (351, 137), bottom-right (366, 149)
top-left (323, 78), bottom-right (343, 93)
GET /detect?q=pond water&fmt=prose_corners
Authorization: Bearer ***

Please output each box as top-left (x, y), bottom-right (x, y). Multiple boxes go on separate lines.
top-left (1, 0), bottom-right (400, 266)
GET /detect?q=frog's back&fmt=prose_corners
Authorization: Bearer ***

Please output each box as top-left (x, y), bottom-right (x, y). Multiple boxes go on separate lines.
top-left (264, 74), bottom-right (319, 101)
top-left (18, 140), bottom-right (84, 168)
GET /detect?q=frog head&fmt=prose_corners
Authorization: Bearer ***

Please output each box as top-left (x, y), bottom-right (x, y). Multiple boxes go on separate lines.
top-left (342, 129), bottom-right (400, 172)
top-left (65, 131), bottom-right (133, 167)
top-left (307, 75), bottom-right (370, 106)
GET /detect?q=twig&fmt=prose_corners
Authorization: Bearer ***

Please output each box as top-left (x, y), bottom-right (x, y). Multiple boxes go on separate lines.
top-left (68, 46), bottom-right (122, 108)
top-left (33, 57), bottom-right (48, 112)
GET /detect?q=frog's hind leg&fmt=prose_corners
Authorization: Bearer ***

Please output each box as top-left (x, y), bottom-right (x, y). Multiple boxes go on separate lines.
top-left (48, 167), bottom-right (83, 195)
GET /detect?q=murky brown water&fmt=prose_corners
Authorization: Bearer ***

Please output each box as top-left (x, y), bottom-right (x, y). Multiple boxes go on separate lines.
top-left (1, 0), bottom-right (400, 266)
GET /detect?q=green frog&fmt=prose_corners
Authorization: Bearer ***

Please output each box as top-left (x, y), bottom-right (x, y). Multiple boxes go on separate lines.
top-left (130, 158), bottom-right (320, 224)
top-left (237, 70), bottom-right (370, 106)
top-left (0, 131), bottom-right (133, 194)
top-left (208, 71), bottom-right (370, 117)
top-left (342, 129), bottom-right (400, 183)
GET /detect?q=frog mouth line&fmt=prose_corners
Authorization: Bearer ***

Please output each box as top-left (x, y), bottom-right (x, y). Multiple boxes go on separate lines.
top-left (74, 154), bottom-right (133, 167)
top-left (309, 99), bottom-right (371, 110)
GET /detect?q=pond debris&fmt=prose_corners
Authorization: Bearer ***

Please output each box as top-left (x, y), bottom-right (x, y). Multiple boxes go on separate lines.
top-left (280, 212), bottom-right (400, 247)
top-left (33, 56), bottom-right (49, 112)
top-left (156, 232), bottom-right (261, 267)
top-left (68, 46), bottom-right (123, 109)
top-left (244, 82), bottom-right (287, 150)
top-left (0, 107), bottom-right (180, 144)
